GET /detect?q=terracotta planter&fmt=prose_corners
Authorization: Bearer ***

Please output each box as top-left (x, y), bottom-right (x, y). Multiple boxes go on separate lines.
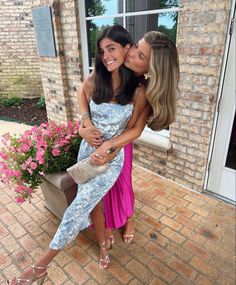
top-left (40, 172), bottom-right (77, 219)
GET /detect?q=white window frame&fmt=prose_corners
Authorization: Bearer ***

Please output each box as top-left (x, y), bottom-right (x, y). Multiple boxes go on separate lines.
top-left (78, 1), bottom-right (179, 150)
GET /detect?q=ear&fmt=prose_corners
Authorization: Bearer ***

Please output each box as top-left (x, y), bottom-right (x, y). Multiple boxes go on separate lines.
top-left (124, 43), bottom-right (131, 54)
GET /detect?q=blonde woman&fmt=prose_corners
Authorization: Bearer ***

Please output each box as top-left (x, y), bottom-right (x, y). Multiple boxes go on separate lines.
top-left (80, 30), bottom-right (179, 244)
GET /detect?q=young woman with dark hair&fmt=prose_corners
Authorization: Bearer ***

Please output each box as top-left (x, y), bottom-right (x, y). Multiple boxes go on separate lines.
top-left (7, 25), bottom-right (147, 284)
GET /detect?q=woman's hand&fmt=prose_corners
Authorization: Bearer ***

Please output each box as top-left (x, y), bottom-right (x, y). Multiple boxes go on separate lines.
top-left (91, 151), bottom-right (117, 165)
top-left (79, 125), bottom-right (103, 147)
top-left (90, 140), bottom-right (117, 165)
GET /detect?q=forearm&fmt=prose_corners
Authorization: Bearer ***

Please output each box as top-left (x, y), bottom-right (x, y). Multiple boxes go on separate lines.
top-left (77, 81), bottom-right (93, 127)
top-left (112, 105), bottom-right (150, 148)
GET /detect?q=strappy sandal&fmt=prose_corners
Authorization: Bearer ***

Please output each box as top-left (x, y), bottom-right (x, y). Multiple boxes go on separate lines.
top-left (99, 240), bottom-right (110, 269)
top-left (105, 229), bottom-right (115, 245)
top-left (7, 263), bottom-right (50, 285)
top-left (123, 217), bottom-right (135, 244)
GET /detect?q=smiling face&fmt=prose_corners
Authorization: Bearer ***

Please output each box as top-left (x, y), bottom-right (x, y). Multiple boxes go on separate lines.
top-left (99, 38), bottom-right (130, 73)
top-left (124, 38), bottom-right (151, 75)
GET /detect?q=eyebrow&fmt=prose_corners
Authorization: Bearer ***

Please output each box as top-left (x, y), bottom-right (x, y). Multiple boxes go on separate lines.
top-left (101, 43), bottom-right (116, 50)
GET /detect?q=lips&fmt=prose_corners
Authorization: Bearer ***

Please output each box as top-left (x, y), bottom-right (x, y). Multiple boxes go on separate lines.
top-left (105, 60), bottom-right (115, 66)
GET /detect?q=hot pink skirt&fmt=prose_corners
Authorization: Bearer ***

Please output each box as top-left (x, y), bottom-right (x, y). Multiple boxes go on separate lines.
top-left (103, 143), bottom-right (134, 229)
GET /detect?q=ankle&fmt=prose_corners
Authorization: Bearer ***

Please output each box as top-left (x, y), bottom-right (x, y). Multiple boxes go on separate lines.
top-left (127, 216), bottom-right (134, 223)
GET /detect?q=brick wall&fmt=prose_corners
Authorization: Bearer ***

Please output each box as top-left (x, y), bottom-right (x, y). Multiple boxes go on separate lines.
top-left (134, 0), bottom-right (231, 191)
top-left (33, 0), bottom-right (83, 122)
top-left (0, 0), bottom-right (43, 98)
top-left (3, 0), bottom-right (231, 192)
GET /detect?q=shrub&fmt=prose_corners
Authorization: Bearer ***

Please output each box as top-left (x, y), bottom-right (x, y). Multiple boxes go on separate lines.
top-left (37, 96), bottom-right (46, 109)
top-left (0, 121), bottom-right (81, 203)
top-left (1, 96), bottom-right (23, 107)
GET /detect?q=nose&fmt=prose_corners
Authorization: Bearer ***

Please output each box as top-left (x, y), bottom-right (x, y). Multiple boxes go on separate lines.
top-left (102, 50), bottom-right (110, 61)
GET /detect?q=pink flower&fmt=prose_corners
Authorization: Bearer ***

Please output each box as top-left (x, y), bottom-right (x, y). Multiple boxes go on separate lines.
top-left (30, 162), bottom-right (37, 170)
top-left (52, 149), bottom-right (60, 156)
top-left (0, 120), bottom-right (81, 204)
top-left (15, 197), bottom-right (26, 204)
top-left (16, 185), bottom-right (26, 193)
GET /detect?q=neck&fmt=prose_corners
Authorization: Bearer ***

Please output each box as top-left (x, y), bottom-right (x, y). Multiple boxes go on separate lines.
top-left (134, 71), bottom-right (144, 77)
top-left (112, 69), bottom-right (120, 91)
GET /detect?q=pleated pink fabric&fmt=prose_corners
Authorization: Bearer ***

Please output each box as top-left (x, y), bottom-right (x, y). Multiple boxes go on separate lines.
top-left (103, 143), bottom-right (134, 229)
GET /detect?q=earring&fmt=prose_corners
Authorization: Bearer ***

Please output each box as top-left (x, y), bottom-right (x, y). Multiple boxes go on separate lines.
top-left (144, 72), bottom-right (151, 80)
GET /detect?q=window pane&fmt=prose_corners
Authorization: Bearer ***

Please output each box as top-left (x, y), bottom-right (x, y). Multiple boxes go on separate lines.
top-left (86, 18), bottom-right (123, 68)
top-left (126, 12), bottom-right (178, 43)
top-left (126, 0), bottom-right (179, 12)
top-left (85, 0), bottom-right (123, 17)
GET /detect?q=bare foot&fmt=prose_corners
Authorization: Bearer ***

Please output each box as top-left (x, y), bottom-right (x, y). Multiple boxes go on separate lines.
top-left (123, 217), bottom-right (134, 243)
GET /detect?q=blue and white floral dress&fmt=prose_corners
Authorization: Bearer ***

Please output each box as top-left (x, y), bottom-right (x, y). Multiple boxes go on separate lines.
top-left (50, 100), bottom-right (133, 249)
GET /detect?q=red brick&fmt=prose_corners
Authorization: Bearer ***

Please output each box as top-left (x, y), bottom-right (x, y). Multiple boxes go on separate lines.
top-left (0, 224), bottom-right (8, 238)
top-left (0, 248), bottom-right (11, 269)
top-left (161, 227), bottom-right (186, 244)
top-left (183, 194), bottom-right (206, 206)
top-left (142, 215), bottom-right (164, 230)
top-left (184, 240), bottom-right (211, 260)
top-left (160, 216), bottom-right (183, 231)
top-left (194, 274), bottom-right (215, 285)
top-left (166, 242), bottom-right (193, 262)
top-left (148, 259), bottom-right (177, 283)
top-left (187, 203), bottom-right (209, 217)
top-left (217, 274), bottom-right (235, 285)
top-left (174, 214), bottom-right (198, 230)
top-left (126, 259), bottom-right (152, 284)
top-left (149, 276), bottom-right (168, 285)
top-left (190, 256), bottom-right (220, 279)
top-left (153, 187), bottom-right (170, 197)
top-left (68, 245), bottom-right (92, 266)
top-left (107, 262), bottom-right (133, 284)
top-left (129, 243), bottom-right (153, 264)
top-left (145, 241), bottom-right (171, 263)
top-left (168, 256), bottom-right (197, 280)
top-left (168, 194), bottom-right (189, 207)
top-left (171, 204), bottom-right (194, 217)
top-left (48, 264), bottom-right (68, 284)
top-left (141, 206), bottom-right (162, 219)
top-left (196, 226), bottom-right (219, 241)
top-left (154, 196), bottom-right (174, 208)
top-left (65, 261), bottom-right (90, 284)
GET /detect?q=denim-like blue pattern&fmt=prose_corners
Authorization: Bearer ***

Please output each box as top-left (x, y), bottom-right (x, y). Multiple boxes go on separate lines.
top-left (50, 100), bottom-right (133, 249)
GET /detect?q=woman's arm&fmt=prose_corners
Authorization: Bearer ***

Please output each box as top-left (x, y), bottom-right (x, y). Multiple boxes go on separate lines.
top-left (78, 76), bottom-right (103, 146)
top-left (91, 104), bottom-right (150, 164)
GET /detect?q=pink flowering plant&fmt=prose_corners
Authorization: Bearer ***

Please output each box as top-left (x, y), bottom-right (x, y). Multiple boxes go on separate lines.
top-left (0, 121), bottom-right (81, 203)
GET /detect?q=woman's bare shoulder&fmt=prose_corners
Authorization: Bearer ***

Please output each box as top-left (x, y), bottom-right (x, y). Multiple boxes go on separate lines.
top-left (134, 85), bottom-right (147, 103)
top-left (83, 72), bottom-right (95, 94)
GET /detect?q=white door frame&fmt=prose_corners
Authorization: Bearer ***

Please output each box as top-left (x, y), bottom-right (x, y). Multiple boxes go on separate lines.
top-left (204, 0), bottom-right (236, 201)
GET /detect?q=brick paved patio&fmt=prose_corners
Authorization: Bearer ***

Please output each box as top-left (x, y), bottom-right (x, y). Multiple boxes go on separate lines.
top-left (0, 163), bottom-right (235, 285)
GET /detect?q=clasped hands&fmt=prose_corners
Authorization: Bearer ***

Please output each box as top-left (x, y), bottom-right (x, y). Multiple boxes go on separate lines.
top-left (79, 125), bottom-right (117, 166)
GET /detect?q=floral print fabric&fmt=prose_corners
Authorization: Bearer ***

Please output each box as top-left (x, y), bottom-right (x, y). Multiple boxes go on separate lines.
top-left (50, 100), bottom-right (133, 249)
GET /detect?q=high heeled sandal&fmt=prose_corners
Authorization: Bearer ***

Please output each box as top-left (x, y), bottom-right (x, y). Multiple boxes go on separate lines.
top-left (99, 241), bottom-right (110, 269)
top-left (7, 263), bottom-right (50, 285)
top-left (123, 217), bottom-right (135, 244)
top-left (108, 235), bottom-right (115, 246)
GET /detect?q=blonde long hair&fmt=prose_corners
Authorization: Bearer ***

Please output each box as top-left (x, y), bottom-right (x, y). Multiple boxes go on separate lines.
top-left (144, 31), bottom-right (179, 131)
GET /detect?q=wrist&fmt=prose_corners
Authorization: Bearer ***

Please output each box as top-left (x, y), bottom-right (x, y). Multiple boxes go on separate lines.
top-left (106, 138), bottom-right (117, 154)
top-left (80, 112), bottom-right (90, 127)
